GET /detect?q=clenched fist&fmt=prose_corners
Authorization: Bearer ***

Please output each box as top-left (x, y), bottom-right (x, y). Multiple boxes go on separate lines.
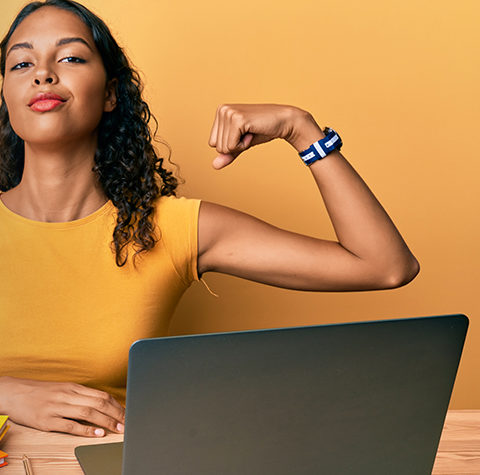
top-left (208, 103), bottom-right (309, 169)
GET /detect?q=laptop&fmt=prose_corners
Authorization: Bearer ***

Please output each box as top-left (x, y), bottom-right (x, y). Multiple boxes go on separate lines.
top-left (75, 313), bottom-right (468, 475)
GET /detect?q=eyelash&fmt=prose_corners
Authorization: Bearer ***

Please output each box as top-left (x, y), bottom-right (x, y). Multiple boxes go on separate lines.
top-left (10, 56), bottom-right (86, 71)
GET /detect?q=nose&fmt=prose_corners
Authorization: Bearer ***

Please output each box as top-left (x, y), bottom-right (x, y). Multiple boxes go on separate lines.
top-left (33, 65), bottom-right (58, 86)
top-left (34, 77), bottom-right (54, 85)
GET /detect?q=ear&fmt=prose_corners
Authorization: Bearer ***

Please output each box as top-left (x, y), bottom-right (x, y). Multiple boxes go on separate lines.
top-left (104, 78), bottom-right (118, 112)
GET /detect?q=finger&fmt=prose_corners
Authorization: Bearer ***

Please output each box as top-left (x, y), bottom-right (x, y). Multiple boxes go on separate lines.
top-left (49, 414), bottom-right (109, 438)
top-left (216, 108), bottom-right (226, 154)
top-left (66, 386), bottom-right (125, 424)
top-left (222, 109), bottom-right (235, 153)
top-left (69, 384), bottom-right (125, 418)
top-left (239, 132), bottom-right (254, 150)
top-left (212, 133), bottom-right (254, 170)
top-left (225, 110), bottom-right (249, 153)
top-left (212, 154), bottom-right (235, 170)
top-left (225, 122), bottom-right (239, 153)
top-left (208, 117), bottom-right (218, 148)
top-left (208, 105), bottom-right (221, 147)
top-left (58, 398), bottom-right (125, 434)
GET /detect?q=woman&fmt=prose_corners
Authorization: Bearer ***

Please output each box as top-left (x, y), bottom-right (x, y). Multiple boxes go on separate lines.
top-left (0, 0), bottom-right (419, 438)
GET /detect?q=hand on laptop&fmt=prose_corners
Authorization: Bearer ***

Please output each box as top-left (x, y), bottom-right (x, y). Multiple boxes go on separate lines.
top-left (0, 376), bottom-right (125, 437)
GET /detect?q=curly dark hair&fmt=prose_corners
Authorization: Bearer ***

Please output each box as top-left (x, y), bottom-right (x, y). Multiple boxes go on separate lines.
top-left (0, 0), bottom-right (180, 267)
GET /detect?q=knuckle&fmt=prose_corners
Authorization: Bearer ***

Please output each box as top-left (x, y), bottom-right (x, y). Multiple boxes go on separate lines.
top-left (63, 421), bottom-right (75, 434)
top-left (79, 406), bottom-right (93, 418)
top-left (56, 391), bottom-right (68, 403)
top-left (95, 397), bottom-right (108, 410)
top-left (231, 112), bottom-right (244, 125)
top-left (218, 104), bottom-right (229, 114)
top-left (242, 118), bottom-right (252, 131)
top-left (67, 382), bottom-right (81, 392)
top-left (104, 393), bottom-right (115, 406)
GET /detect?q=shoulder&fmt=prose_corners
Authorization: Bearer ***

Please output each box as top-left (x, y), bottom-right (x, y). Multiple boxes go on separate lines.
top-left (153, 194), bottom-right (202, 251)
top-left (154, 194), bottom-right (201, 225)
top-left (151, 195), bottom-right (202, 284)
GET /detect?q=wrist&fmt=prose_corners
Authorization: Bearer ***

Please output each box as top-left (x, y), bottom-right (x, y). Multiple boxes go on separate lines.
top-left (284, 109), bottom-right (326, 153)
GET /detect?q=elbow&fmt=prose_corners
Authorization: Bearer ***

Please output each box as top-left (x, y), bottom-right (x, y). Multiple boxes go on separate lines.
top-left (381, 256), bottom-right (420, 289)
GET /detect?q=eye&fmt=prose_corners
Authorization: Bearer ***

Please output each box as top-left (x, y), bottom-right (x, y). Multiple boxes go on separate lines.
top-left (60, 56), bottom-right (86, 64)
top-left (10, 61), bottom-right (32, 71)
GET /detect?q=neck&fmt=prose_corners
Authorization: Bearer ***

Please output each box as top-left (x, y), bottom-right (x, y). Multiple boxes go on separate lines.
top-left (1, 138), bottom-right (109, 223)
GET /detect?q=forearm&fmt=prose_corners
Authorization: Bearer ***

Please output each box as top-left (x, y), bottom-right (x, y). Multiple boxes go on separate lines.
top-left (285, 111), bottom-right (419, 286)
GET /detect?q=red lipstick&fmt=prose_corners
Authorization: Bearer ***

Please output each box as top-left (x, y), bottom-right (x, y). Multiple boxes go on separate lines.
top-left (29, 92), bottom-right (66, 112)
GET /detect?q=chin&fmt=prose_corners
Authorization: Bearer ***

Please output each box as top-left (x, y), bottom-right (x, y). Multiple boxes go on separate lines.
top-left (12, 122), bottom-right (95, 147)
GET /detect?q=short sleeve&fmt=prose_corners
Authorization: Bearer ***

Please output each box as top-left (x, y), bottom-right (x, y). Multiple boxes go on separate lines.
top-left (155, 195), bottom-right (201, 286)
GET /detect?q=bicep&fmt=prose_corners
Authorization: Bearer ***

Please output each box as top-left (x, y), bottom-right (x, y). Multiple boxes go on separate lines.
top-left (197, 201), bottom-right (387, 291)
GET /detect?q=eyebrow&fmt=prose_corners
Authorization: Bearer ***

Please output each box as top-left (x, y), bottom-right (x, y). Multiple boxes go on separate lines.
top-left (6, 37), bottom-right (93, 58)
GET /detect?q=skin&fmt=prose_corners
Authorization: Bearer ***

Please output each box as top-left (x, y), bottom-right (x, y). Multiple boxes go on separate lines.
top-left (0, 7), bottom-right (419, 437)
top-left (1, 6), bottom-right (115, 222)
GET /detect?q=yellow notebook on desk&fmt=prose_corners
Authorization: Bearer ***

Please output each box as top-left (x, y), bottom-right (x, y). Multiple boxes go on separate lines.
top-left (0, 416), bottom-right (9, 468)
top-left (0, 416), bottom-right (9, 444)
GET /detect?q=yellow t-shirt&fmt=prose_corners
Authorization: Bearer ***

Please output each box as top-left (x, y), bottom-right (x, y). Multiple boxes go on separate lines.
top-left (0, 193), bottom-right (201, 406)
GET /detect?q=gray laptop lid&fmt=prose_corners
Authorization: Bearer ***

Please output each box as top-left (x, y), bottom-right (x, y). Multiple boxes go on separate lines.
top-left (120, 313), bottom-right (467, 475)
top-left (75, 314), bottom-right (468, 474)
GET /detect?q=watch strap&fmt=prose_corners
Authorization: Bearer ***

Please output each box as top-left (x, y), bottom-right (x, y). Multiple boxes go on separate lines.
top-left (298, 127), bottom-right (342, 166)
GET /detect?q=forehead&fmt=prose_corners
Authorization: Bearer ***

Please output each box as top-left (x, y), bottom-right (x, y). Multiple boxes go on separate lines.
top-left (7, 6), bottom-right (94, 50)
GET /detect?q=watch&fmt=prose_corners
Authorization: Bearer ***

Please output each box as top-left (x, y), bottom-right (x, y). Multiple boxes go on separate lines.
top-left (298, 127), bottom-right (342, 166)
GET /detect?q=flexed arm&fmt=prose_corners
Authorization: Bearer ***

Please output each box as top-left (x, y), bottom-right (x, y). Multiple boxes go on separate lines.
top-left (197, 104), bottom-right (419, 291)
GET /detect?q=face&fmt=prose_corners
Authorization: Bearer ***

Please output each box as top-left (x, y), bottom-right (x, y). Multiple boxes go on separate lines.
top-left (2, 6), bottom-right (116, 146)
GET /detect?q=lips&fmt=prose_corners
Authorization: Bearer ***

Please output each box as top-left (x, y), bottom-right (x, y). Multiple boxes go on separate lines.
top-left (28, 92), bottom-right (67, 112)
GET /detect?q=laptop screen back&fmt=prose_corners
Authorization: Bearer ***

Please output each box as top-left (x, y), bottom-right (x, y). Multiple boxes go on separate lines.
top-left (121, 314), bottom-right (468, 475)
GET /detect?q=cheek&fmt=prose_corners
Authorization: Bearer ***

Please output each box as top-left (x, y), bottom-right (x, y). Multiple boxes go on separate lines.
top-left (3, 75), bottom-right (18, 106)
top-left (3, 79), bottom-right (28, 138)
top-left (71, 74), bottom-right (109, 128)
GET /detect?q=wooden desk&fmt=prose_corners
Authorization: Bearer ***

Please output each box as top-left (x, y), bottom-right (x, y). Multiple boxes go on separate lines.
top-left (1, 410), bottom-right (479, 474)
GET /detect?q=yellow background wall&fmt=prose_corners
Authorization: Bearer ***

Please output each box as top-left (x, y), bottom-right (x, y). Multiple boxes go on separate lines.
top-left (1, 0), bottom-right (478, 408)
